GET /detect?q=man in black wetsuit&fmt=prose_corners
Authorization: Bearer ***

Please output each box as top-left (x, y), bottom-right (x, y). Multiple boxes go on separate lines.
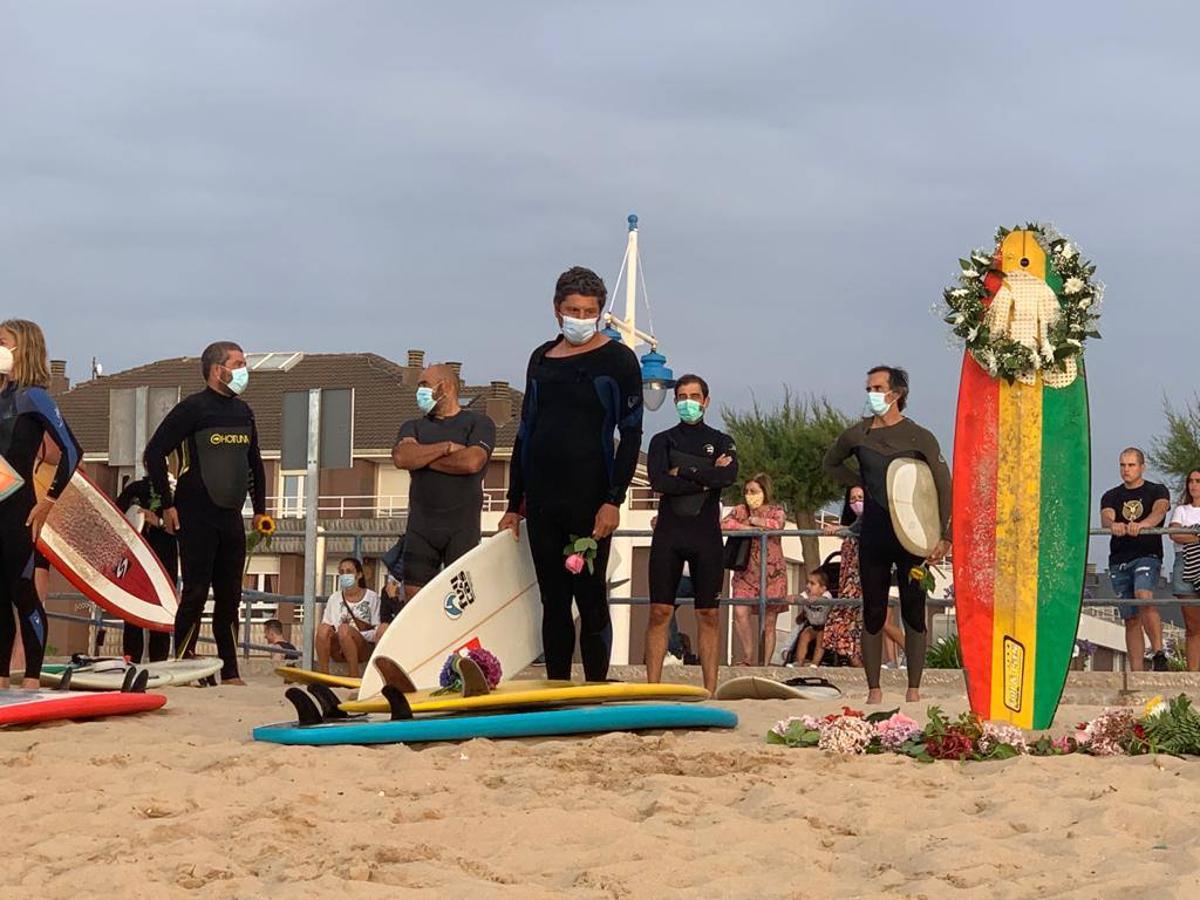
top-left (144, 341), bottom-right (267, 684)
top-left (823, 365), bottom-right (951, 704)
top-left (393, 364), bottom-right (495, 600)
top-left (499, 266), bottom-right (643, 682)
top-left (115, 475), bottom-right (177, 663)
top-left (644, 374), bottom-right (737, 694)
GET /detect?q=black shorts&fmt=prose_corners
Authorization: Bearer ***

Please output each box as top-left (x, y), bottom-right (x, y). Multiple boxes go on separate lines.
top-left (33, 549), bottom-right (49, 570)
top-left (403, 512), bottom-right (481, 588)
top-left (648, 530), bottom-right (724, 611)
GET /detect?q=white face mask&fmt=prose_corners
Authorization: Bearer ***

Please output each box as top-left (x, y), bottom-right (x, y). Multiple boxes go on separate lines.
top-left (561, 315), bottom-right (598, 345)
top-left (0, 346), bottom-right (13, 375)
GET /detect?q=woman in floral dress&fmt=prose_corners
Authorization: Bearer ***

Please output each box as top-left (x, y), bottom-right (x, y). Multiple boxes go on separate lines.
top-left (722, 473), bottom-right (788, 665)
top-left (823, 486), bottom-right (864, 665)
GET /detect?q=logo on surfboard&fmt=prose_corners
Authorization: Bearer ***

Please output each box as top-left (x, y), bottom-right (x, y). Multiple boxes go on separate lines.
top-left (1003, 636), bottom-right (1025, 712)
top-left (443, 570), bottom-right (478, 620)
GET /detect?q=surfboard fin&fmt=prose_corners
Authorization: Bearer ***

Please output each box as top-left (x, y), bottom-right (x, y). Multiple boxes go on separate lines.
top-left (306, 683), bottom-right (358, 721)
top-left (285, 686), bottom-right (325, 726)
top-left (122, 668), bottom-right (150, 694)
top-left (381, 684), bottom-right (414, 721)
top-left (373, 656), bottom-right (418, 693)
top-left (55, 668), bottom-right (74, 691)
top-left (457, 657), bottom-right (490, 698)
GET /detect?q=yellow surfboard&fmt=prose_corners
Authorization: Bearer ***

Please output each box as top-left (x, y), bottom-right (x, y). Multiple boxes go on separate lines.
top-left (275, 667), bottom-right (367, 690)
top-left (340, 681), bottom-right (711, 715)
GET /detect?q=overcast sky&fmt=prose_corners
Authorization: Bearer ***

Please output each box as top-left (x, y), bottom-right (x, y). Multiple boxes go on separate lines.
top-left (4, 2), bottom-right (1198, 520)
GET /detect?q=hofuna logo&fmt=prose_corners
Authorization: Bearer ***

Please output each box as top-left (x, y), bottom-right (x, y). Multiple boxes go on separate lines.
top-left (442, 570), bottom-right (478, 620)
top-left (209, 432), bottom-right (250, 446)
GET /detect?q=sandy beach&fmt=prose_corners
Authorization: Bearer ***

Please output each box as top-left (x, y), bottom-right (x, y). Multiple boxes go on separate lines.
top-left (3, 669), bottom-right (1200, 899)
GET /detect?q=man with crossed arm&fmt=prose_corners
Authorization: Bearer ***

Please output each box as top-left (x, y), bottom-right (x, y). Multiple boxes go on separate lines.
top-left (393, 364), bottom-right (495, 601)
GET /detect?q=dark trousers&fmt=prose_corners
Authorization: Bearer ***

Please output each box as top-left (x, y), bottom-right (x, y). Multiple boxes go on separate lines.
top-left (122, 626), bottom-right (172, 663)
top-left (859, 527), bottom-right (926, 635)
top-left (526, 503), bottom-right (613, 682)
top-left (175, 507), bottom-right (245, 681)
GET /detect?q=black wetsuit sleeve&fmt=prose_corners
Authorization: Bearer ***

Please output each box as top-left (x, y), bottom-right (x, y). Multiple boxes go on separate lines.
top-left (679, 431), bottom-right (740, 489)
top-left (21, 388), bottom-right (81, 499)
top-left (606, 347), bottom-right (644, 507)
top-left (823, 424), bottom-right (861, 488)
top-left (469, 414), bottom-right (496, 456)
top-left (506, 350), bottom-right (539, 514)
top-left (144, 398), bottom-right (195, 509)
top-left (913, 424), bottom-right (952, 538)
top-left (248, 416), bottom-right (266, 516)
top-left (115, 480), bottom-right (140, 513)
top-left (648, 432), bottom-right (703, 496)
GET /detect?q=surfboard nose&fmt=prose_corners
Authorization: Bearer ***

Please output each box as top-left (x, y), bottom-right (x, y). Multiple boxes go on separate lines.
top-left (999, 230), bottom-right (1047, 280)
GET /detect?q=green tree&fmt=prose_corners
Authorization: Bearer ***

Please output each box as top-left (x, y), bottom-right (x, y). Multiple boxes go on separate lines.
top-left (721, 391), bottom-right (853, 568)
top-left (1150, 395), bottom-right (1200, 486)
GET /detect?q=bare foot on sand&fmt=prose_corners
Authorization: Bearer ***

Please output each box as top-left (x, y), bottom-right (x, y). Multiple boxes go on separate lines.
top-left (866, 687), bottom-right (883, 705)
top-left (905, 688), bottom-right (920, 703)
top-left (222, 678), bottom-right (247, 686)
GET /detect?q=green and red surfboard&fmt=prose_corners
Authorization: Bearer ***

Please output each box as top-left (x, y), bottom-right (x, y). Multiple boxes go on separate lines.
top-left (953, 230), bottom-right (1091, 730)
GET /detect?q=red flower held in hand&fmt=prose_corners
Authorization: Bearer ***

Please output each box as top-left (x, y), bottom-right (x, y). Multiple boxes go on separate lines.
top-left (564, 553), bottom-right (586, 575)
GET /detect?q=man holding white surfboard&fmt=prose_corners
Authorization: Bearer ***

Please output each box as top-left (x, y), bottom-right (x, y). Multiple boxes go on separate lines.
top-left (824, 365), bottom-right (951, 704)
top-left (499, 266), bottom-right (644, 683)
top-left (393, 363), bottom-right (495, 600)
top-left (145, 341), bottom-right (269, 685)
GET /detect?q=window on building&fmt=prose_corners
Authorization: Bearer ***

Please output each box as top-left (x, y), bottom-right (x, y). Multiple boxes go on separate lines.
top-left (281, 472), bottom-right (306, 518)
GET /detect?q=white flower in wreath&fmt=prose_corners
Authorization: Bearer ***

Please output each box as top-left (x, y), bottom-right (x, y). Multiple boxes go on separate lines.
top-left (961, 265), bottom-right (980, 279)
top-left (966, 327), bottom-right (979, 342)
top-left (950, 288), bottom-right (968, 298)
top-left (1078, 296), bottom-right (1091, 309)
top-left (1063, 277), bottom-right (1085, 295)
top-left (950, 314), bottom-right (965, 326)
top-left (1058, 242), bottom-right (1077, 260)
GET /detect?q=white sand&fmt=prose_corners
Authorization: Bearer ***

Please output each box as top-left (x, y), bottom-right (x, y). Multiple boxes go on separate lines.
top-left (2, 676), bottom-right (1199, 898)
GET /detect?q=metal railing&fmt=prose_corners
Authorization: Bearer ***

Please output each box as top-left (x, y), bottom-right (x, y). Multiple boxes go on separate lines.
top-left (42, 525), bottom-right (1200, 667)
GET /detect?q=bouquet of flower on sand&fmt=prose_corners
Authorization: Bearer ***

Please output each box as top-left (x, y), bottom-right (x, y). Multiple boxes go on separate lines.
top-left (767, 695), bottom-right (1200, 762)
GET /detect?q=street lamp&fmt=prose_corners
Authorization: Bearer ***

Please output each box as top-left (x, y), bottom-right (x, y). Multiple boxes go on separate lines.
top-left (602, 213), bottom-right (675, 410)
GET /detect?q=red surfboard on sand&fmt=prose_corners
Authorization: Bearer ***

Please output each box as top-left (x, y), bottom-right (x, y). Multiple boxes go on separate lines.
top-left (0, 689), bottom-right (166, 727)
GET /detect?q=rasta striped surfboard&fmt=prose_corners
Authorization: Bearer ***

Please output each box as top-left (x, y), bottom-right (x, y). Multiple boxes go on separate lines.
top-left (953, 230), bottom-right (1091, 730)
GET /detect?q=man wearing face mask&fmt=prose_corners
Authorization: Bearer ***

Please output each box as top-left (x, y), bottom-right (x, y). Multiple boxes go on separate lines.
top-left (643, 374), bottom-right (737, 694)
top-left (393, 364), bottom-right (495, 600)
top-left (499, 266), bottom-right (643, 682)
top-left (823, 365), bottom-right (951, 704)
top-left (144, 341), bottom-right (267, 684)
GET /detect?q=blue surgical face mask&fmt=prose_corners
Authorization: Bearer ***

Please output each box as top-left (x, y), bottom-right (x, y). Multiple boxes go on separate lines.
top-left (866, 391), bottom-right (892, 416)
top-left (227, 365), bottom-right (249, 396)
top-left (338, 573), bottom-right (358, 590)
top-left (676, 398), bottom-right (704, 424)
top-left (561, 315), bottom-right (598, 346)
top-left (416, 386), bottom-right (438, 414)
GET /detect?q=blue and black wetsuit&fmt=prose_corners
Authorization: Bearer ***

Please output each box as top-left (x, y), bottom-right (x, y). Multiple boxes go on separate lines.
top-left (0, 383), bottom-right (80, 679)
top-left (145, 387), bottom-right (266, 681)
top-left (507, 338), bottom-right (643, 681)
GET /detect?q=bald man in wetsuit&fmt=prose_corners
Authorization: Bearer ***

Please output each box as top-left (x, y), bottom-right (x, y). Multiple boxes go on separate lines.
top-left (392, 364), bottom-right (495, 600)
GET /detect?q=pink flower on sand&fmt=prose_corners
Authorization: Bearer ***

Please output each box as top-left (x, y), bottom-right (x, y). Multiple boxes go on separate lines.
top-left (875, 712), bottom-right (922, 750)
top-left (564, 553), bottom-right (586, 575)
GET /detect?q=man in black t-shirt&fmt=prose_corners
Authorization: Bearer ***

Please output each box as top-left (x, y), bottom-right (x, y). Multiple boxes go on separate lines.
top-left (393, 364), bottom-right (495, 600)
top-left (1101, 447), bottom-right (1172, 672)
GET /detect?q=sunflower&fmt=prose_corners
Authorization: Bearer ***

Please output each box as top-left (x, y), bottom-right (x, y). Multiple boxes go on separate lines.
top-left (256, 515), bottom-right (276, 537)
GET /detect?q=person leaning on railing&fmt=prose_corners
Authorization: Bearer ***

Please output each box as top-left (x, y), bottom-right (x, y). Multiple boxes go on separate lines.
top-left (721, 473), bottom-right (788, 666)
top-left (1168, 467), bottom-right (1200, 670)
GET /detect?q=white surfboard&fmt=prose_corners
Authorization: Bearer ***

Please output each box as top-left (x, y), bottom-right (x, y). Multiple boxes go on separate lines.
top-left (357, 524), bottom-right (622, 699)
top-left (886, 457), bottom-right (941, 558)
top-left (39, 658), bottom-right (222, 691)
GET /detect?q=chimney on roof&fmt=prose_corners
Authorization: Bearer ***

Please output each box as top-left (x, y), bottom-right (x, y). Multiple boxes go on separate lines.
top-left (446, 361), bottom-right (463, 384)
top-left (402, 349), bottom-right (425, 386)
top-left (485, 380), bottom-right (511, 426)
top-left (49, 359), bottom-right (70, 396)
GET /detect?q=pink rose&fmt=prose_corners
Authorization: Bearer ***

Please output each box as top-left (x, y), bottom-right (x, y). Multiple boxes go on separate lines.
top-left (564, 553), bottom-right (586, 575)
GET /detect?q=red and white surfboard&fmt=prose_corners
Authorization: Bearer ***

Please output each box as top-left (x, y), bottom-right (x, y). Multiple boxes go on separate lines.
top-left (35, 463), bottom-right (179, 632)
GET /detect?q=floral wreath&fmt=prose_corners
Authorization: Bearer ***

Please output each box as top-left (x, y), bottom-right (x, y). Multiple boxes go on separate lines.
top-left (942, 223), bottom-right (1102, 384)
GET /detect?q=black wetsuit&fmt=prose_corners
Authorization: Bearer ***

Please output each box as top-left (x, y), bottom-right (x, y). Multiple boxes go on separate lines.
top-left (508, 339), bottom-right (643, 681)
top-left (647, 421), bottom-right (738, 610)
top-left (0, 383), bottom-right (80, 679)
top-left (396, 411), bottom-right (495, 587)
top-left (144, 387), bottom-right (265, 681)
top-left (824, 416), bottom-right (951, 689)
top-left (115, 477), bottom-right (177, 663)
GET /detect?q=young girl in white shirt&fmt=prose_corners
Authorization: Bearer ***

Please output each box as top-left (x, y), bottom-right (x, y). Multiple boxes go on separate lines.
top-left (315, 557), bottom-right (381, 678)
top-left (1169, 468), bottom-right (1200, 670)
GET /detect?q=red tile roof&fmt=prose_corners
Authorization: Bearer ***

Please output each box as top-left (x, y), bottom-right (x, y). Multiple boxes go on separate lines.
top-left (55, 353), bottom-right (522, 455)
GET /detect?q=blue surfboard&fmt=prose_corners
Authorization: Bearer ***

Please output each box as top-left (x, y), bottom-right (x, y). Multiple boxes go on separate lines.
top-left (252, 702), bottom-right (738, 746)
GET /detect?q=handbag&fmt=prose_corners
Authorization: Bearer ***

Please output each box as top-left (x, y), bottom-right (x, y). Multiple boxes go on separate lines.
top-left (723, 536), bottom-right (751, 571)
